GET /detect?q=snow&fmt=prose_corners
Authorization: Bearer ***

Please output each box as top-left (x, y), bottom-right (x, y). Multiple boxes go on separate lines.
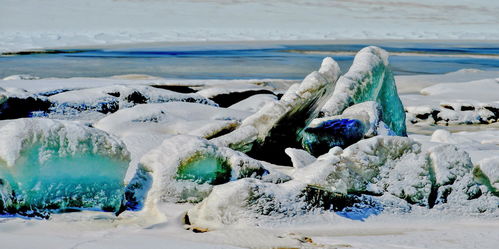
top-left (94, 102), bottom-right (253, 184)
top-left (187, 133), bottom-right (497, 231)
top-left (196, 84), bottom-right (272, 100)
top-left (284, 148), bottom-right (316, 169)
top-left (428, 144), bottom-right (473, 186)
top-left (411, 128), bottom-right (499, 164)
top-left (0, 77), bottom-right (295, 95)
top-left (2, 74), bottom-right (40, 81)
top-left (2, 0), bottom-right (499, 52)
top-left (95, 102), bottom-right (249, 139)
top-left (475, 157), bottom-right (499, 193)
top-left (395, 69), bottom-right (499, 94)
top-left (228, 94), bottom-right (278, 113)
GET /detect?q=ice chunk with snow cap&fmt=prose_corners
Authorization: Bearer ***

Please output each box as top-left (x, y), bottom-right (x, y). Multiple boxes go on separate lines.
top-left (0, 118), bottom-right (130, 216)
top-left (320, 46), bottom-right (406, 136)
top-left (186, 178), bottom-right (382, 229)
top-left (294, 136), bottom-right (434, 205)
top-left (0, 87), bottom-right (51, 120)
top-left (48, 84), bottom-right (216, 120)
top-left (126, 135), bottom-right (289, 210)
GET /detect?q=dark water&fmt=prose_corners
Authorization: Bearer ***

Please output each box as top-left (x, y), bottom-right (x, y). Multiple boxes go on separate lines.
top-left (1, 41), bottom-right (498, 79)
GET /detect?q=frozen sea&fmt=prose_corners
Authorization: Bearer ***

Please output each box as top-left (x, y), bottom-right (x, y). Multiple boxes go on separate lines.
top-left (2, 40), bottom-right (499, 79)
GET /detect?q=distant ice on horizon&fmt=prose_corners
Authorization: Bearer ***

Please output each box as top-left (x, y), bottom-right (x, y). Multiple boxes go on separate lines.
top-left (1, 0), bottom-right (498, 52)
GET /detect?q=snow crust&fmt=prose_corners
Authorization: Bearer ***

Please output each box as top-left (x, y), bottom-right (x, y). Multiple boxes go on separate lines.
top-left (228, 94), bottom-right (278, 113)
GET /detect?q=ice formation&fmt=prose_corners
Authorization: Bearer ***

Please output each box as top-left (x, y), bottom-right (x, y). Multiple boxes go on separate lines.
top-left (186, 135), bottom-right (498, 228)
top-left (48, 85), bottom-right (216, 119)
top-left (126, 135), bottom-right (289, 210)
top-left (406, 102), bottom-right (499, 125)
top-left (0, 46), bottom-right (496, 237)
top-left (213, 57), bottom-right (341, 164)
top-left (320, 46), bottom-right (406, 136)
top-left (294, 136), bottom-right (432, 205)
top-left (404, 78), bottom-right (499, 125)
top-left (0, 118), bottom-right (130, 216)
top-left (0, 87), bottom-right (51, 120)
top-left (301, 47), bottom-right (405, 156)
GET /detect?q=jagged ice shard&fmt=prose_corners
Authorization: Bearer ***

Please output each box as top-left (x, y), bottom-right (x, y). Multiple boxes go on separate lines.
top-left (212, 57), bottom-right (341, 164)
top-left (0, 119), bottom-right (130, 216)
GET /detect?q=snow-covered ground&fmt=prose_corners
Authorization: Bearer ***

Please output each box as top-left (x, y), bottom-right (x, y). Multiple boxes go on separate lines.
top-left (1, 0), bottom-right (499, 52)
top-left (0, 208), bottom-right (497, 249)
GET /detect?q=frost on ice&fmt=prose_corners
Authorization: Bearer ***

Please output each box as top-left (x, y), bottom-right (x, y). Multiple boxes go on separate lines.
top-left (0, 119), bottom-right (130, 216)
